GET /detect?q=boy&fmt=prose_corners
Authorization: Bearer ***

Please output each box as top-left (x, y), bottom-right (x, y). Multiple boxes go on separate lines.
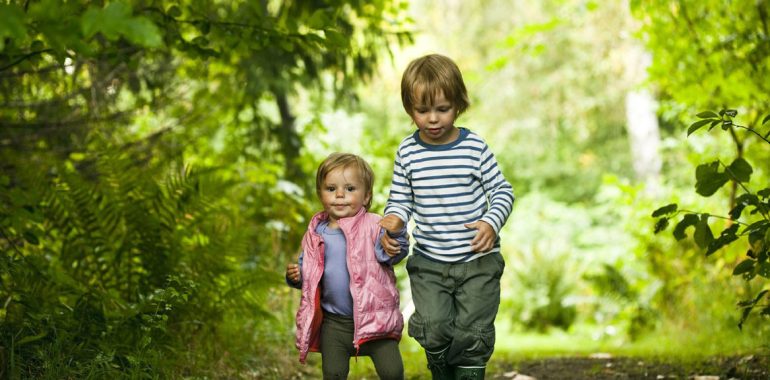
top-left (380, 54), bottom-right (515, 380)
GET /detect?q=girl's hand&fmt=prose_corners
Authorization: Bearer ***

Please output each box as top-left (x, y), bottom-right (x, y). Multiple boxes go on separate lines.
top-left (286, 263), bottom-right (300, 283)
top-left (465, 221), bottom-right (496, 252)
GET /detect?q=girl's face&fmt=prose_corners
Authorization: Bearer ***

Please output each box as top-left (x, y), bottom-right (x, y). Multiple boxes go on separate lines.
top-left (319, 165), bottom-right (371, 228)
top-left (411, 90), bottom-right (459, 145)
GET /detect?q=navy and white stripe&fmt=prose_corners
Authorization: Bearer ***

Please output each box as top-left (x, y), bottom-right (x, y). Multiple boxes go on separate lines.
top-left (384, 128), bottom-right (515, 263)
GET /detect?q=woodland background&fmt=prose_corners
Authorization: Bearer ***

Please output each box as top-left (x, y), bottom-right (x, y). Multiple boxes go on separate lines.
top-left (0, 0), bottom-right (768, 378)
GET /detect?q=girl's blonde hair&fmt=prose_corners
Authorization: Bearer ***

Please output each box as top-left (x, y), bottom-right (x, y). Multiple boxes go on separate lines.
top-left (315, 152), bottom-right (374, 210)
top-left (401, 54), bottom-right (470, 116)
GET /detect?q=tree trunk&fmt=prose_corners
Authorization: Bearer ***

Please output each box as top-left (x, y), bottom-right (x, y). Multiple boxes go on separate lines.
top-left (624, 48), bottom-right (662, 196)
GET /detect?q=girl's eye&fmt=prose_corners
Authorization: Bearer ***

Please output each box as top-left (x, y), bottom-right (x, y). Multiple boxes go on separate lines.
top-left (346, 186), bottom-right (356, 192)
top-left (438, 108), bottom-right (450, 112)
top-left (326, 187), bottom-right (335, 192)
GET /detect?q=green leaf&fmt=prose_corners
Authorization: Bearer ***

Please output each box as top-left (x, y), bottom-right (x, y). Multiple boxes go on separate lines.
top-left (687, 119), bottom-right (712, 136)
top-left (123, 17), bottom-right (163, 47)
top-left (696, 111), bottom-right (719, 119)
top-left (16, 330), bottom-right (48, 345)
top-left (81, 2), bottom-right (161, 47)
top-left (759, 188), bottom-right (770, 199)
top-left (721, 119), bottom-right (733, 130)
top-left (167, 5), bottom-right (182, 18)
top-left (762, 114), bottom-right (770, 125)
top-left (652, 203), bottom-right (677, 217)
top-left (695, 161), bottom-right (728, 197)
top-left (727, 158), bottom-right (752, 183)
top-left (758, 262), bottom-right (770, 278)
top-left (307, 9), bottom-right (331, 29)
top-left (732, 259), bottom-right (755, 275)
top-left (23, 231), bottom-right (39, 245)
top-left (673, 213), bottom-right (699, 240)
top-left (0, 4), bottom-right (27, 51)
top-left (654, 217), bottom-right (669, 233)
top-left (707, 224), bottom-right (739, 256)
top-left (693, 214), bottom-right (714, 249)
top-left (723, 109), bottom-right (737, 117)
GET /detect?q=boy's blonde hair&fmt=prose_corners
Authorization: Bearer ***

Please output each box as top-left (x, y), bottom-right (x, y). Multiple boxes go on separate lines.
top-left (401, 54), bottom-right (470, 116)
top-left (315, 152), bottom-right (375, 210)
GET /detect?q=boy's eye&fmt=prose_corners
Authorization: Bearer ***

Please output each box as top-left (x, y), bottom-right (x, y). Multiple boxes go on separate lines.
top-left (346, 186), bottom-right (356, 192)
top-left (326, 186), bottom-right (335, 192)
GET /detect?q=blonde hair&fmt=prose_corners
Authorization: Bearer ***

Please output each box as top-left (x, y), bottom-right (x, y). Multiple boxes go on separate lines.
top-left (315, 152), bottom-right (374, 210)
top-left (401, 54), bottom-right (470, 116)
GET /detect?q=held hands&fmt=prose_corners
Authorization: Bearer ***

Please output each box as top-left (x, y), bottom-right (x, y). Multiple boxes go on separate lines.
top-left (465, 220), bottom-right (496, 252)
top-left (286, 263), bottom-right (300, 284)
top-left (379, 215), bottom-right (405, 257)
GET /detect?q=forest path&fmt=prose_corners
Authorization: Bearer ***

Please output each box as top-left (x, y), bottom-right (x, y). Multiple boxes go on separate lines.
top-left (488, 355), bottom-right (769, 380)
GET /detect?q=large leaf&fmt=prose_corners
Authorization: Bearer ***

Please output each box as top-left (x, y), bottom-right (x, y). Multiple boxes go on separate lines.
top-left (0, 4), bottom-right (27, 51)
top-left (695, 161), bottom-right (728, 197)
top-left (693, 214), bottom-right (714, 249)
top-left (652, 203), bottom-right (677, 217)
top-left (726, 158), bottom-right (752, 183)
top-left (673, 213), bottom-right (699, 241)
top-left (81, 2), bottom-right (161, 47)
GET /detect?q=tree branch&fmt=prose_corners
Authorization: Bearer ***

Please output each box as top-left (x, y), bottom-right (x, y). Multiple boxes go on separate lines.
top-left (0, 49), bottom-right (54, 72)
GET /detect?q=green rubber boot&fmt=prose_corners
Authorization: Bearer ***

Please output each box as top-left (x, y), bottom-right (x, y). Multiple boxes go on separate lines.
top-left (454, 366), bottom-right (486, 380)
top-left (425, 347), bottom-right (454, 380)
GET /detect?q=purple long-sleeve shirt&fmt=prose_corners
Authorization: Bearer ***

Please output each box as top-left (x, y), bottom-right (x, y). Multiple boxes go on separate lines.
top-left (286, 220), bottom-right (409, 316)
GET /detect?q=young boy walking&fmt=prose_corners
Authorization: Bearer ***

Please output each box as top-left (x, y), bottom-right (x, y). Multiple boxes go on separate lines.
top-left (379, 54), bottom-right (515, 380)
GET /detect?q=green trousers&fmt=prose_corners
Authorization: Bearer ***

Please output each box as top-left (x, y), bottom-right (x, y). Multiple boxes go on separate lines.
top-left (406, 253), bottom-right (504, 368)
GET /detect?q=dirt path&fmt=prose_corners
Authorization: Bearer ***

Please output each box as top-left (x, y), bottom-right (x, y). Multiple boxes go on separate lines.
top-left (490, 355), bottom-right (769, 380)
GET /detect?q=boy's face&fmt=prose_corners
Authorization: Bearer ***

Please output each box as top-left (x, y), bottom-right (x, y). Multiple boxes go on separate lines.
top-left (319, 165), bottom-right (371, 227)
top-left (411, 90), bottom-right (459, 145)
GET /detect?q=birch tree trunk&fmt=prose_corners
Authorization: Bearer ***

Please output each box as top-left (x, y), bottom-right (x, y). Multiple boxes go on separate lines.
top-left (624, 47), bottom-right (662, 196)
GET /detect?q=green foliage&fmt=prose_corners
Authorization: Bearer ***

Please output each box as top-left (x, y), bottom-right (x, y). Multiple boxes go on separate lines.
top-left (631, 0), bottom-right (770, 122)
top-left (654, 109), bottom-right (770, 329)
top-left (0, 0), bottom-right (411, 377)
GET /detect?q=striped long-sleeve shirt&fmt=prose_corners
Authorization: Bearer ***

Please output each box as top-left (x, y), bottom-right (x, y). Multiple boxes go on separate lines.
top-left (384, 127), bottom-right (515, 263)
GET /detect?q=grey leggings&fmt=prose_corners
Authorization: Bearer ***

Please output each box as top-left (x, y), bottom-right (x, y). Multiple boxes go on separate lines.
top-left (320, 313), bottom-right (404, 380)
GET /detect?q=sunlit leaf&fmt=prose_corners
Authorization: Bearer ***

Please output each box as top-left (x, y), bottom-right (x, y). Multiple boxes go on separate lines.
top-left (687, 119), bottom-right (712, 136)
top-left (696, 111), bottom-right (718, 118)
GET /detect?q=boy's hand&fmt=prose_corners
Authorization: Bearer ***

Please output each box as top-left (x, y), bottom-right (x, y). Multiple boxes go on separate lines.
top-left (286, 263), bottom-right (300, 284)
top-left (465, 220), bottom-right (496, 252)
top-left (379, 214), bottom-right (404, 233)
top-left (379, 215), bottom-right (405, 257)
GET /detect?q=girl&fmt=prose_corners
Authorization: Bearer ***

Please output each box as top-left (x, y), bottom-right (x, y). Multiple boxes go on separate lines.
top-left (286, 152), bottom-right (409, 379)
